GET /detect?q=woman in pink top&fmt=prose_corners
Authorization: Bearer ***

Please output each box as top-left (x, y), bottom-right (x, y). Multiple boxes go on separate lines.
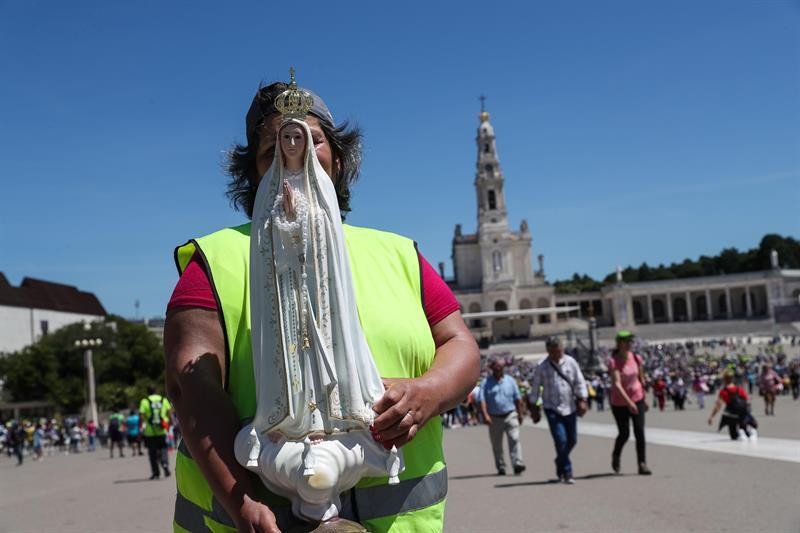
top-left (758, 364), bottom-right (781, 416)
top-left (608, 331), bottom-right (651, 476)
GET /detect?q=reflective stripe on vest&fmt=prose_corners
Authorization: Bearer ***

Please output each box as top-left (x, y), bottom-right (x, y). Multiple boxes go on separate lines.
top-left (174, 490), bottom-right (236, 531)
top-left (173, 223), bottom-right (445, 531)
top-left (176, 439), bottom-right (447, 524)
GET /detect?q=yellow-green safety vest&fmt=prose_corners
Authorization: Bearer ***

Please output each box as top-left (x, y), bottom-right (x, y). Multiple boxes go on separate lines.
top-left (172, 223), bottom-right (447, 532)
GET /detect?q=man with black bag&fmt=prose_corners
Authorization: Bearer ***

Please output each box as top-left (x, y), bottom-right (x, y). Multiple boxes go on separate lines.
top-left (528, 336), bottom-right (588, 484)
top-left (708, 369), bottom-right (758, 440)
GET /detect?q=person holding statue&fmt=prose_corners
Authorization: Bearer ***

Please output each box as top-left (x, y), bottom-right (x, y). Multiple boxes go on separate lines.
top-left (164, 71), bottom-right (480, 532)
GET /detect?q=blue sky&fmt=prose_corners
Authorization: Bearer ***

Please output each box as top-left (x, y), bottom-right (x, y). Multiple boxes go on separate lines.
top-left (1, 1), bottom-right (798, 318)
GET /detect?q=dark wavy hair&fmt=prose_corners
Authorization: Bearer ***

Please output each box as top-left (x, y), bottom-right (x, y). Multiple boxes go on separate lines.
top-left (226, 82), bottom-right (363, 219)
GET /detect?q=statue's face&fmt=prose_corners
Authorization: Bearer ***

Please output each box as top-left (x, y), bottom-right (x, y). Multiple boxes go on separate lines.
top-left (279, 123), bottom-right (306, 170)
top-left (255, 115), bottom-right (334, 185)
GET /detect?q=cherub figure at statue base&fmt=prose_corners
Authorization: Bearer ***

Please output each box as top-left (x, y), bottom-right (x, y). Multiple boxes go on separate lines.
top-left (235, 425), bottom-right (401, 526)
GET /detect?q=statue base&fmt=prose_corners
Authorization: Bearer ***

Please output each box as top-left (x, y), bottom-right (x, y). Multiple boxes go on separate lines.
top-left (304, 518), bottom-right (369, 532)
top-left (235, 424), bottom-right (402, 523)
top-left (286, 517), bottom-right (368, 532)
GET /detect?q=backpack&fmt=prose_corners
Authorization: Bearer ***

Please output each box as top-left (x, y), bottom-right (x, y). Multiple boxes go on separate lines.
top-left (147, 396), bottom-right (167, 428)
top-left (727, 387), bottom-right (748, 417)
top-left (109, 415), bottom-right (121, 431)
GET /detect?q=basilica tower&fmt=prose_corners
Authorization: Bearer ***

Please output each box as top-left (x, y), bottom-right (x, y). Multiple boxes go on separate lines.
top-left (475, 103), bottom-right (509, 232)
top-left (450, 99), bottom-right (554, 338)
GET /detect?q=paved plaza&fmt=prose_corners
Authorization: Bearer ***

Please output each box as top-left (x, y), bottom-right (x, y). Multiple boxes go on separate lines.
top-left (1, 395), bottom-right (798, 532)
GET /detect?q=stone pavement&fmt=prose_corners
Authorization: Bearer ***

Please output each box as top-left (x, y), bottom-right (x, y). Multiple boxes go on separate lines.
top-left (1, 395), bottom-right (798, 532)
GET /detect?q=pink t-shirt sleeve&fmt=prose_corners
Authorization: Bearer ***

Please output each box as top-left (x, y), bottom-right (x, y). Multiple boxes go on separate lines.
top-left (418, 252), bottom-right (460, 326)
top-left (167, 253), bottom-right (218, 311)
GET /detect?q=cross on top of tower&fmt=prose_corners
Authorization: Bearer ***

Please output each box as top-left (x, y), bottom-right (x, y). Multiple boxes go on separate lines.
top-left (479, 95), bottom-right (489, 122)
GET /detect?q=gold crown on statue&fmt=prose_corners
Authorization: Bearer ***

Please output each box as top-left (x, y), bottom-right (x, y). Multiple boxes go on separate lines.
top-left (274, 67), bottom-right (314, 119)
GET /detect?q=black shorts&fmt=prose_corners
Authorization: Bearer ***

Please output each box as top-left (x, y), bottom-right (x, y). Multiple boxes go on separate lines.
top-left (109, 429), bottom-right (123, 442)
top-left (144, 435), bottom-right (167, 450)
top-left (126, 434), bottom-right (140, 445)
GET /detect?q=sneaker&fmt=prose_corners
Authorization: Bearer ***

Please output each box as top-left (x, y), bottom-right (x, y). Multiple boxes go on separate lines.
top-left (513, 464), bottom-right (526, 475)
top-left (612, 454), bottom-right (620, 474)
top-left (164, 467), bottom-right (171, 478)
top-left (638, 463), bottom-right (652, 475)
top-left (497, 468), bottom-right (506, 476)
top-left (563, 476), bottom-right (576, 484)
top-left (149, 474), bottom-right (160, 480)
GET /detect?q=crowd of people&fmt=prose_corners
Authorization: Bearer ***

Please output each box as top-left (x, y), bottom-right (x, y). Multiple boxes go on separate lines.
top-left (1, 387), bottom-right (178, 473)
top-left (594, 335), bottom-right (800, 417)
top-left (446, 335), bottom-right (799, 423)
top-left (442, 333), bottom-right (799, 481)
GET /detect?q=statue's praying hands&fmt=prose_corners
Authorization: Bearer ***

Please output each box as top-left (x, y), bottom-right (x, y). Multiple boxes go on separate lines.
top-left (282, 179), bottom-right (296, 220)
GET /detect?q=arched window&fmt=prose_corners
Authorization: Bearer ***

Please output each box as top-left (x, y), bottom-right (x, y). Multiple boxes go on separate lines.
top-left (488, 190), bottom-right (496, 210)
top-left (492, 250), bottom-right (503, 272)
top-left (696, 295), bottom-right (708, 318)
top-left (633, 301), bottom-right (643, 322)
top-left (484, 163), bottom-right (493, 174)
top-left (653, 299), bottom-right (665, 319)
top-left (494, 300), bottom-right (508, 312)
top-left (537, 297), bottom-right (551, 323)
top-left (484, 143), bottom-right (490, 153)
top-left (468, 302), bottom-right (483, 328)
top-left (674, 297), bottom-right (687, 321)
top-left (519, 298), bottom-right (532, 309)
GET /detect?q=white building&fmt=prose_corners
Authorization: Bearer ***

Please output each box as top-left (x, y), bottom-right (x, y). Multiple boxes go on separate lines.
top-left (448, 105), bottom-right (800, 340)
top-left (449, 107), bottom-right (557, 340)
top-left (560, 265), bottom-right (800, 329)
top-left (0, 273), bottom-right (106, 353)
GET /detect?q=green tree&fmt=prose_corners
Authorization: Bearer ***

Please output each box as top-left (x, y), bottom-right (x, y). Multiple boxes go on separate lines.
top-left (553, 273), bottom-right (603, 294)
top-left (0, 316), bottom-right (164, 414)
top-left (715, 247), bottom-right (742, 274)
top-left (756, 234), bottom-right (800, 270)
top-left (552, 233), bottom-right (799, 291)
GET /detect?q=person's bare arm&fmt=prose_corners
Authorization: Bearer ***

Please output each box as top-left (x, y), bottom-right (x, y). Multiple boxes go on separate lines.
top-left (373, 311), bottom-right (480, 448)
top-left (164, 307), bottom-right (280, 533)
top-left (708, 398), bottom-right (725, 425)
top-left (515, 397), bottom-right (525, 423)
top-left (480, 399), bottom-right (492, 425)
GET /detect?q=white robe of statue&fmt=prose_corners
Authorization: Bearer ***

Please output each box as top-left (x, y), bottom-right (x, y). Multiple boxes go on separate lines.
top-left (234, 118), bottom-right (402, 523)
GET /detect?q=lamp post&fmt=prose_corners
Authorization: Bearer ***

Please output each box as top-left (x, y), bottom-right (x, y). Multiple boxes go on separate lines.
top-left (74, 323), bottom-right (102, 424)
top-left (587, 303), bottom-right (598, 371)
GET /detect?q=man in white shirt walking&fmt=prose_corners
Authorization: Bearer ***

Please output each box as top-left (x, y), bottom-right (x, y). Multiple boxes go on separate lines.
top-left (528, 337), bottom-right (588, 484)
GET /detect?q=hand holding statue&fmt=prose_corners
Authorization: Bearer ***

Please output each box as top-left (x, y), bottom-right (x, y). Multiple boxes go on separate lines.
top-left (372, 378), bottom-right (437, 449)
top-left (235, 497), bottom-right (281, 533)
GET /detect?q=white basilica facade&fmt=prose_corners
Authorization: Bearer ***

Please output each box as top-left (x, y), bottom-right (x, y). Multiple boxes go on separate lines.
top-left (448, 107), bottom-right (800, 340)
top-left (449, 108), bottom-right (559, 340)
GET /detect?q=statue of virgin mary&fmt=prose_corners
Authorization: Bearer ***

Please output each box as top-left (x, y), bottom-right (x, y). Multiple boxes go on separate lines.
top-left (234, 70), bottom-right (402, 525)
